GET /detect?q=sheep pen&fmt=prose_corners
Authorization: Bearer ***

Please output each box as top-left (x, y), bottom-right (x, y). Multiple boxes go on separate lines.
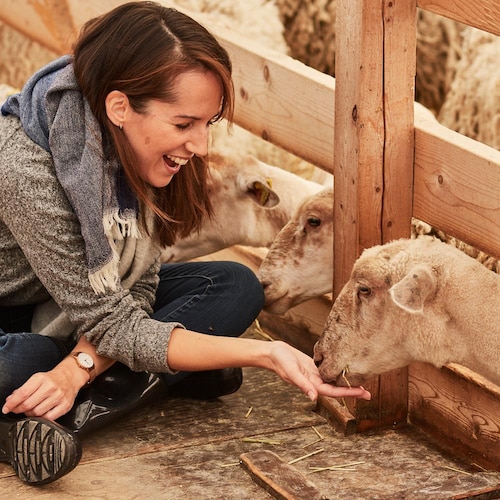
top-left (273, 0), bottom-right (499, 149)
top-left (0, 0), bottom-right (498, 476)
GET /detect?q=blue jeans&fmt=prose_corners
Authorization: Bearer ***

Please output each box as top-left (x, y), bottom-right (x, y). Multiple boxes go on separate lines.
top-left (0, 261), bottom-right (264, 404)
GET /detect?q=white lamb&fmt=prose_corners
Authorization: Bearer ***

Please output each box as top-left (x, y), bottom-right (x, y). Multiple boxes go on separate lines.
top-left (258, 187), bottom-right (334, 313)
top-left (313, 236), bottom-right (500, 387)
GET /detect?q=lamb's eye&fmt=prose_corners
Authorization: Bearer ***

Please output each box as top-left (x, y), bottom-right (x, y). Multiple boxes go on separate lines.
top-left (357, 286), bottom-right (372, 297)
top-left (307, 217), bottom-right (321, 227)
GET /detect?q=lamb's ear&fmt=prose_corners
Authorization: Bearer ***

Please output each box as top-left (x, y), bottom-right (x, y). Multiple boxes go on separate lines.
top-left (237, 173), bottom-right (280, 208)
top-left (389, 264), bottom-right (436, 313)
top-left (233, 155), bottom-right (280, 208)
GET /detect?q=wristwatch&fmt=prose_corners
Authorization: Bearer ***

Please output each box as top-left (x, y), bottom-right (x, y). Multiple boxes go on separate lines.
top-left (72, 351), bottom-right (96, 385)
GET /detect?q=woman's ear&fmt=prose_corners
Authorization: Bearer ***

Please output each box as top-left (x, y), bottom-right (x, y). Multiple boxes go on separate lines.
top-left (105, 90), bottom-right (129, 128)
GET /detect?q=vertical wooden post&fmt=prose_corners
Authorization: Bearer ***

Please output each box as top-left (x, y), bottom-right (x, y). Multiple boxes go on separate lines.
top-left (332, 0), bottom-right (416, 431)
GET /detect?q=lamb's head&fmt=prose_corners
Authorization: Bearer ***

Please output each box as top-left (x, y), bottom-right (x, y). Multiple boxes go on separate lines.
top-left (258, 187), bottom-right (334, 314)
top-left (314, 239), bottom-right (439, 387)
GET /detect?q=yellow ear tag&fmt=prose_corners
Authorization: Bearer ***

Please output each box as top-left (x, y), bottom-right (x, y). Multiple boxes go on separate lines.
top-left (252, 181), bottom-right (270, 205)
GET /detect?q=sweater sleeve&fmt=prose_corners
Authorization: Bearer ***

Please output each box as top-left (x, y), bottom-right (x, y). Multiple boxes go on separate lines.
top-left (0, 115), bottom-right (179, 373)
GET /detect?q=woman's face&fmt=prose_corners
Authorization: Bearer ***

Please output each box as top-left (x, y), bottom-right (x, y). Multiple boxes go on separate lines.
top-left (121, 70), bottom-right (223, 188)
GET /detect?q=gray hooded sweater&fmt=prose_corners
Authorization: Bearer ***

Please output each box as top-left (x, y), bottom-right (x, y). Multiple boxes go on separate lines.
top-left (0, 113), bottom-right (179, 374)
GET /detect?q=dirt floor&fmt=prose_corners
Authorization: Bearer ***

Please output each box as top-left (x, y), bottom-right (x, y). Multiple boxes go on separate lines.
top-left (1, 327), bottom-right (499, 499)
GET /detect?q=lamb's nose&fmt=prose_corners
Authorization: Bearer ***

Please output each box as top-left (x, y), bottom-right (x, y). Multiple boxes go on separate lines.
top-left (313, 352), bottom-right (323, 368)
top-left (313, 341), bottom-right (323, 367)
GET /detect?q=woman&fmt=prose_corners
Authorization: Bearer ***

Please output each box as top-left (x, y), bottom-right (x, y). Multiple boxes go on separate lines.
top-left (0, 1), bottom-right (370, 486)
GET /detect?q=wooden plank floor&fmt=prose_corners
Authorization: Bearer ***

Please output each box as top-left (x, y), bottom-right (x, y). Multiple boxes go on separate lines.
top-left (1, 327), bottom-right (500, 499)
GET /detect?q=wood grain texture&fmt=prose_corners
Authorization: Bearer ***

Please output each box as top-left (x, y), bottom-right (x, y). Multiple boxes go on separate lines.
top-left (240, 450), bottom-right (327, 500)
top-left (417, 0), bottom-right (500, 36)
top-left (409, 363), bottom-right (500, 471)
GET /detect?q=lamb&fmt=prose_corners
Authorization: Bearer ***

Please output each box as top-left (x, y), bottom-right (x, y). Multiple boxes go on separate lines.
top-left (257, 187), bottom-right (334, 314)
top-left (438, 27), bottom-right (500, 150)
top-left (161, 152), bottom-right (324, 262)
top-left (258, 185), bottom-right (499, 313)
top-left (312, 236), bottom-right (500, 387)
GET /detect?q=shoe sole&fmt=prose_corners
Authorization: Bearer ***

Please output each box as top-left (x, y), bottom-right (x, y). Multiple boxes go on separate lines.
top-left (3, 417), bottom-right (82, 485)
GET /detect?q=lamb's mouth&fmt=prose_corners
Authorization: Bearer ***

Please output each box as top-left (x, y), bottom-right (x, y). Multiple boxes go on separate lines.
top-left (332, 369), bottom-right (369, 387)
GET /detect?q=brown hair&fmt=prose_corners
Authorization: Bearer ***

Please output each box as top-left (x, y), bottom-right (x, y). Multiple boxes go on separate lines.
top-left (72, 1), bottom-right (234, 246)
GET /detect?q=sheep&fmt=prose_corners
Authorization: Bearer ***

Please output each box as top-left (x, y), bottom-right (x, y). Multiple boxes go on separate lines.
top-left (258, 185), bottom-right (499, 314)
top-left (312, 236), bottom-right (500, 388)
top-left (438, 27), bottom-right (500, 150)
top-left (161, 152), bottom-right (325, 262)
top-left (257, 186), bottom-right (334, 314)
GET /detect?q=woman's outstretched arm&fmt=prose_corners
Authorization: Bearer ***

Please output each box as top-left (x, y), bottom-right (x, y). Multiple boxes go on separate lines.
top-left (167, 328), bottom-right (371, 402)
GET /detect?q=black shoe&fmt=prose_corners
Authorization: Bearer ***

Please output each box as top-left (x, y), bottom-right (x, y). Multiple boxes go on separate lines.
top-left (58, 363), bottom-right (167, 435)
top-left (168, 368), bottom-right (243, 400)
top-left (0, 416), bottom-right (81, 486)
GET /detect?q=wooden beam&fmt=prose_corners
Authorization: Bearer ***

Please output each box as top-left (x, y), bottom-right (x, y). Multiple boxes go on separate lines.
top-left (409, 362), bottom-right (500, 471)
top-left (417, 0), bottom-right (500, 36)
top-left (332, 0), bottom-right (415, 432)
top-left (382, 0), bottom-right (416, 243)
top-left (413, 115), bottom-right (500, 260)
top-left (333, 0), bottom-right (384, 294)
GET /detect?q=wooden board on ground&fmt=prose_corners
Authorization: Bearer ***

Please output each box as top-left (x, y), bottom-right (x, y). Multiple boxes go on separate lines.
top-left (240, 450), bottom-right (327, 500)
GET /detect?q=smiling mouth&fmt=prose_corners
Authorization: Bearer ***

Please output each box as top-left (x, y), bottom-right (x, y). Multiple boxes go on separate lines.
top-left (166, 154), bottom-right (189, 166)
top-left (163, 155), bottom-right (189, 174)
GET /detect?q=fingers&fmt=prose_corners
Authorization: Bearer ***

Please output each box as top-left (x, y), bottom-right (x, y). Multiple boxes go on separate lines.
top-left (269, 342), bottom-right (372, 402)
top-left (317, 383), bottom-right (372, 401)
top-left (2, 379), bottom-right (41, 414)
top-left (2, 373), bottom-right (73, 419)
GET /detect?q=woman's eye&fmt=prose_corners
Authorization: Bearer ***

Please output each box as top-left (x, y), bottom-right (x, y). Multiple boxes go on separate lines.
top-left (176, 123), bottom-right (191, 130)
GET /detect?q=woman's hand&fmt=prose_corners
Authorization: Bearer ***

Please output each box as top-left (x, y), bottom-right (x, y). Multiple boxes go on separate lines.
top-left (1, 360), bottom-right (86, 420)
top-left (265, 340), bottom-right (371, 402)
top-left (2, 336), bottom-right (115, 421)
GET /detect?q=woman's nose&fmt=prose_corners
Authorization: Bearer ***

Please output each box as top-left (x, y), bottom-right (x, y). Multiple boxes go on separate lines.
top-left (186, 126), bottom-right (209, 156)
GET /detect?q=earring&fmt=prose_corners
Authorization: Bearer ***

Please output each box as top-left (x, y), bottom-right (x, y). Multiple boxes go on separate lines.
top-left (119, 122), bottom-right (123, 130)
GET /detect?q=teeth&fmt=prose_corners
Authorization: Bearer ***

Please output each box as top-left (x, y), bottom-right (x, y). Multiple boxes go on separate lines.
top-left (167, 155), bottom-right (189, 166)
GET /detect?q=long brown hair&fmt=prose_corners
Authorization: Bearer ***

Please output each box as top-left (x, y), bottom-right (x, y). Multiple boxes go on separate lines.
top-left (72, 1), bottom-right (234, 246)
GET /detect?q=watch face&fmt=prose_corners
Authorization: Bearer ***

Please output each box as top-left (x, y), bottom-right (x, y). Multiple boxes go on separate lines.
top-left (77, 352), bottom-right (94, 368)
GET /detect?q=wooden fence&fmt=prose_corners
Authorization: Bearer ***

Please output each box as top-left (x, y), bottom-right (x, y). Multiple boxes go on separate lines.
top-left (0, 0), bottom-right (499, 470)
